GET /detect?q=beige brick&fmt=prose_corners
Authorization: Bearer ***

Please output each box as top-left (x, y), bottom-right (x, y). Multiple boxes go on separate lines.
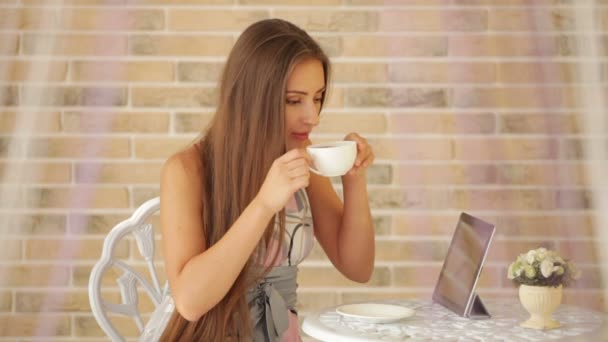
top-left (348, 0), bottom-right (488, 4)
top-left (372, 138), bottom-right (452, 160)
top-left (452, 137), bottom-right (559, 160)
top-left (0, 60), bottom-right (67, 82)
top-left (556, 189), bottom-right (591, 210)
top-left (0, 86), bottom-right (18, 106)
top-left (489, 8), bottom-right (574, 31)
top-left (342, 35), bottom-right (447, 57)
top-left (487, 240), bottom-right (556, 263)
top-left (130, 35), bottom-right (233, 56)
top-left (333, 63), bottom-right (388, 83)
top-left (393, 164), bottom-right (497, 186)
top-left (0, 240), bottom-right (21, 260)
top-left (24, 187), bottom-right (130, 209)
top-left (389, 62), bottom-right (495, 83)
top-left (68, 213), bottom-right (160, 235)
top-left (274, 10), bottom-right (377, 32)
top-left (72, 264), bottom-right (166, 287)
top-left (60, 9), bottom-right (164, 31)
top-left (23, 34), bottom-right (128, 56)
top-left (376, 240), bottom-right (448, 262)
top-left (0, 34), bottom-right (19, 55)
top-left (562, 290), bottom-right (605, 311)
top-left (15, 290), bottom-right (94, 312)
top-left (0, 292), bottom-right (10, 312)
top-left (323, 87), bottom-right (344, 108)
top-left (0, 162), bottom-right (71, 183)
top-left (20, 86), bottom-right (127, 107)
top-left (0, 314), bottom-right (71, 336)
top-left (368, 188), bottom-right (449, 210)
top-left (495, 214), bottom-right (593, 238)
top-left (299, 266), bottom-right (390, 287)
top-left (174, 112), bottom-right (215, 133)
top-left (346, 88), bottom-right (446, 107)
top-left (75, 162), bottom-right (162, 184)
top-left (134, 137), bottom-right (193, 159)
top-left (63, 111), bottom-right (170, 133)
top-left (74, 315), bottom-right (140, 337)
top-left (25, 238), bottom-right (128, 260)
top-left (244, 0), bottom-right (340, 4)
top-left (561, 138), bottom-right (585, 160)
top-left (178, 62), bottom-right (223, 82)
top-left (71, 61), bottom-right (174, 82)
top-left (0, 214), bottom-right (67, 235)
top-left (0, 265), bottom-right (71, 286)
top-left (388, 113), bottom-right (495, 134)
top-left (132, 86), bottom-right (217, 108)
top-left (0, 111), bottom-right (61, 133)
top-left (393, 265), bottom-right (441, 287)
top-left (498, 62), bottom-right (576, 83)
top-left (296, 292), bottom-right (339, 313)
top-left (132, 187), bottom-right (160, 207)
top-left (449, 34), bottom-right (559, 57)
top-left (563, 267), bottom-right (603, 289)
top-left (28, 137), bottom-right (130, 158)
top-left (391, 214), bottom-right (459, 236)
top-left (450, 189), bottom-right (556, 210)
top-left (557, 240), bottom-right (598, 264)
top-left (498, 113), bottom-right (579, 134)
top-left (128, 0), bottom-right (231, 3)
top-left (0, 8), bottom-right (57, 30)
top-left (169, 9), bottom-right (268, 31)
top-left (497, 163), bottom-right (586, 186)
top-left (313, 35), bottom-right (342, 57)
top-left (379, 10), bottom-right (486, 31)
top-left (448, 86), bottom-right (576, 109)
top-left (316, 113), bottom-right (386, 134)
top-left (22, 0), bottom-right (125, 3)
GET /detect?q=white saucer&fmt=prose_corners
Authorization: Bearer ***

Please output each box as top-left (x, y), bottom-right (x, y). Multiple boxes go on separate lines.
top-left (335, 303), bottom-right (415, 323)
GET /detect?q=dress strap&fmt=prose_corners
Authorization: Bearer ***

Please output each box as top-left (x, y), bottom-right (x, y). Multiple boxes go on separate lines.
top-left (247, 266), bottom-right (298, 341)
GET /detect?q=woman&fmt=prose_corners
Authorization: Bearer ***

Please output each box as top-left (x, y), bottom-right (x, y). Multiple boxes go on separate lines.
top-left (158, 18), bottom-right (375, 341)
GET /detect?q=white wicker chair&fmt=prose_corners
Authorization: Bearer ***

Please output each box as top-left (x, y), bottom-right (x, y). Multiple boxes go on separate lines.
top-left (89, 197), bottom-right (173, 341)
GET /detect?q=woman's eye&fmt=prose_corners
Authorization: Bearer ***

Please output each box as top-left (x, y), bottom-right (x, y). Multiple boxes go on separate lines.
top-left (313, 98), bottom-right (322, 103)
top-left (287, 99), bottom-right (301, 105)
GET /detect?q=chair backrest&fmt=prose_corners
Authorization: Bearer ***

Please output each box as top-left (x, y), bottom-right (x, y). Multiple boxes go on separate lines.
top-left (89, 197), bottom-right (168, 341)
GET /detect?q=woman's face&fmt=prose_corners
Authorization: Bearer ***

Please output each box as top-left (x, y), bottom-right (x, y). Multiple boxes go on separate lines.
top-left (284, 58), bottom-right (325, 150)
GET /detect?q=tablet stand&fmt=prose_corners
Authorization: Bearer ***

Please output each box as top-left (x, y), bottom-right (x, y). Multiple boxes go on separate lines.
top-left (466, 294), bottom-right (491, 319)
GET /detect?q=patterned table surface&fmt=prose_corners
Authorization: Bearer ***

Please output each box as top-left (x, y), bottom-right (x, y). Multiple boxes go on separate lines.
top-left (301, 299), bottom-right (606, 342)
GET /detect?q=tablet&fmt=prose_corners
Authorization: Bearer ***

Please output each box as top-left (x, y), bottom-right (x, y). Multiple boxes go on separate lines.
top-left (432, 212), bottom-right (496, 319)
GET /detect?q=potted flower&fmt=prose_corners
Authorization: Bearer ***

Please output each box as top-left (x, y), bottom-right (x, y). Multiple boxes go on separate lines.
top-left (507, 247), bottom-right (581, 330)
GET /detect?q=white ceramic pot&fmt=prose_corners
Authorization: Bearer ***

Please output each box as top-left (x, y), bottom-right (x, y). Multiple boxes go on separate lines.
top-left (519, 284), bottom-right (563, 330)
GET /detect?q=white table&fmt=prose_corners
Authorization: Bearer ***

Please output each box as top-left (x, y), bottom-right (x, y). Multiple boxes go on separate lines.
top-left (302, 299), bottom-right (606, 341)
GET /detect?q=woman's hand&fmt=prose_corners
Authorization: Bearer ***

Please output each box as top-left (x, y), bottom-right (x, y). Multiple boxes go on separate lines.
top-left (344, 133), bottom-right (374, 176)
top-left (254, 149), bottom-right (312, 214)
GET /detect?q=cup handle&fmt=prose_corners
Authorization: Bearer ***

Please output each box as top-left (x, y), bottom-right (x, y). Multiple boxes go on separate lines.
top-left (309, 165), bottom-right (323, 176)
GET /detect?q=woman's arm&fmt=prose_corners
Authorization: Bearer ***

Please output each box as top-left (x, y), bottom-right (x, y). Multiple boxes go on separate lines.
top-left (160, 148), bottom-right (311, 321)
top-left (306, 133), bottom-right (375, 283)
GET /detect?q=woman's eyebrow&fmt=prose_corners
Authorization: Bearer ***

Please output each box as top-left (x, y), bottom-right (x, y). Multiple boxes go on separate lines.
top-left (286, 86), bottom-right (326, 95)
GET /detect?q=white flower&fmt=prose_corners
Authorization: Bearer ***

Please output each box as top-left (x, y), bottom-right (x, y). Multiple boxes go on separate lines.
top-left (554, 266), bottom-right (564, 276)
top-left (526, 250), bottom-right (536, 264)
top-left (524, 265), bottom-right (536, 279)
top-left (507, 263), bottom-right (516, 279)
top-left (540, 259), bottom-right (554, 278)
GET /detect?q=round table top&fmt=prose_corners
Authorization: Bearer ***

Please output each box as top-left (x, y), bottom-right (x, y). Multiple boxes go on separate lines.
top-left (301, 299), bottom-right (606, 342)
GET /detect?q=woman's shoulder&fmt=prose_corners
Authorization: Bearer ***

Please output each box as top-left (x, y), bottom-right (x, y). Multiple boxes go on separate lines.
top-left (161, 143), bottom-right (204, 188)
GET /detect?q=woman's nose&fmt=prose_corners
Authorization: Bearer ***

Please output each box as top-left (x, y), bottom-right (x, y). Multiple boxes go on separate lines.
top-left (303, 104), bottom-right (320, 126)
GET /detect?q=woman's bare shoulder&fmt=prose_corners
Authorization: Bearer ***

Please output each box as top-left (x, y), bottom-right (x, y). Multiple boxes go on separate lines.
top-left (161, 143), bottom-right (204, 188)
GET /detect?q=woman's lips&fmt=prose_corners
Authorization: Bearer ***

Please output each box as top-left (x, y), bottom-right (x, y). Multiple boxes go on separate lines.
top-left (291, 132), bottom-right (309, 140)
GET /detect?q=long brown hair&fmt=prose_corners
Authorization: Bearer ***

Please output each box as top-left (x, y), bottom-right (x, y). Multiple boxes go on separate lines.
top-left (160, 19), bottom-right (330, 341)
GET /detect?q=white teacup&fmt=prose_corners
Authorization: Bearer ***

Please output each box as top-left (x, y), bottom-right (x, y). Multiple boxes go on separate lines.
top-left (306, 141), bottom-right (357, 177)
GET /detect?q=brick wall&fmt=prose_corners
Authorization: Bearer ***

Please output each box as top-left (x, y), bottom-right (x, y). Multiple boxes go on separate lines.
top-left (0, 0), bottom-right (606, 340)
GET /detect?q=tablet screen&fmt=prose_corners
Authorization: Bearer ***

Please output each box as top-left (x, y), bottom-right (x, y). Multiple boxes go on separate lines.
top-left (432, 213), bottom-right (495, 316)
